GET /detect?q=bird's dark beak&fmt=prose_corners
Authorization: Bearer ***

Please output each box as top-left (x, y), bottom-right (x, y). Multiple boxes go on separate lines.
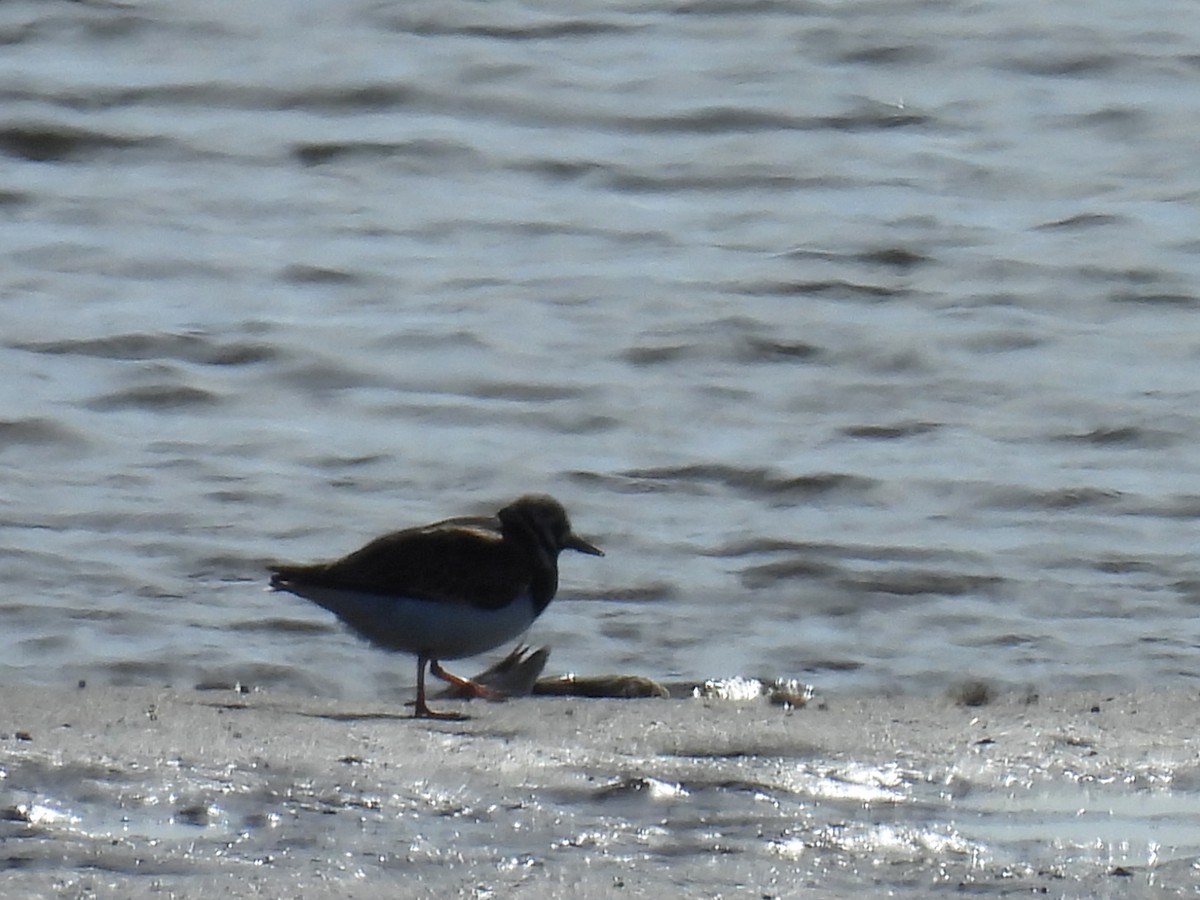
top-left (566, 533), bottom-right (604, 556)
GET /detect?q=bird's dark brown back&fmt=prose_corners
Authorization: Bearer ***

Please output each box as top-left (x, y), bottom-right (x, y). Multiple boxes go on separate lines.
top-left (270, 517), bottom-right (539, 610)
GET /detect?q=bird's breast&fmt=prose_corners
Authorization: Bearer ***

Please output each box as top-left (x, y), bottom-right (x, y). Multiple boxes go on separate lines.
top-left (281, 583), bottom-right (540, 660)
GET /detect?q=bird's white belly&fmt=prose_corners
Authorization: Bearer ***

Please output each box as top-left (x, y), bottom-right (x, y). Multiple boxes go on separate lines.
top-left (289, 585), bottom-right (539, 660)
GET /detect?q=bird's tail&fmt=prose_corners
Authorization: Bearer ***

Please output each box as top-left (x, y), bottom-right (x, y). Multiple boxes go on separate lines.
top-left (267, 565), bottom-right (303, 589)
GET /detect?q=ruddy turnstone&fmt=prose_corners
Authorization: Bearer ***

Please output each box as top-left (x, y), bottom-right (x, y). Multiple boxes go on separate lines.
top-left (269, 493), bottom-right (603, 719)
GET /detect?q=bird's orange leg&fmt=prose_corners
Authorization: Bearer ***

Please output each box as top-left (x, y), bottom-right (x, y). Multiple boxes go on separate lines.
top-left (413, 653), bottom-right (468, 719)
top-left (429, 659), bottom-right (506, 701)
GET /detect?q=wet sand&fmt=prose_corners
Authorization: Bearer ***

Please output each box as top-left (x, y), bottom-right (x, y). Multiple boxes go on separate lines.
top-left (3, 683), bottom-right (1199, 898)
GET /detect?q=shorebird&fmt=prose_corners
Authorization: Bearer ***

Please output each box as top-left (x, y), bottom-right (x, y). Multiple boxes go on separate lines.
top-left (269, 493), bottom-right (603, 718)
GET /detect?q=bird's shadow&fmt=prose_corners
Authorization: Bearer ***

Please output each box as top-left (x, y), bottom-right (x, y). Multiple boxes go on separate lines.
top-left (200, 698), bottom-right (494, 734)
top-left (295, 706), bottom-right (525, 740)
top-left (297, 709), bottom-right (417, 723)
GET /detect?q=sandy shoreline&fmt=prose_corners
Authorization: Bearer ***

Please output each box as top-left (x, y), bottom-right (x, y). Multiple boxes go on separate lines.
top-left (3, 682), bottom-right (1200, 897)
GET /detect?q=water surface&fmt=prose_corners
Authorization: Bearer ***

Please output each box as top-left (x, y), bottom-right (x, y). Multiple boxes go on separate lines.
top-left (2, 0), bottom-right (1200, 701)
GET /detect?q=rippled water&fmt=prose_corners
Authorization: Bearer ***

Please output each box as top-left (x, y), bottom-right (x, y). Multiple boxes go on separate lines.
top-left (3, 0), bottom-right (1200, 702)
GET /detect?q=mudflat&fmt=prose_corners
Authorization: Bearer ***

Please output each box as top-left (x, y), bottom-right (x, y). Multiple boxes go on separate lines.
top-left (2, 683), bottom-right (1198, 898)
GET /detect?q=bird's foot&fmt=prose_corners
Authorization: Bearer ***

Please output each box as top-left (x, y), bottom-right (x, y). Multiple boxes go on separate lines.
top-left (412, 698), bottom-right (469, 720)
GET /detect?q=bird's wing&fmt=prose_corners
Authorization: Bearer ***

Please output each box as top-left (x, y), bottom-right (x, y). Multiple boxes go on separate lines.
top-left (270, 520), bottom-right (531, 610)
